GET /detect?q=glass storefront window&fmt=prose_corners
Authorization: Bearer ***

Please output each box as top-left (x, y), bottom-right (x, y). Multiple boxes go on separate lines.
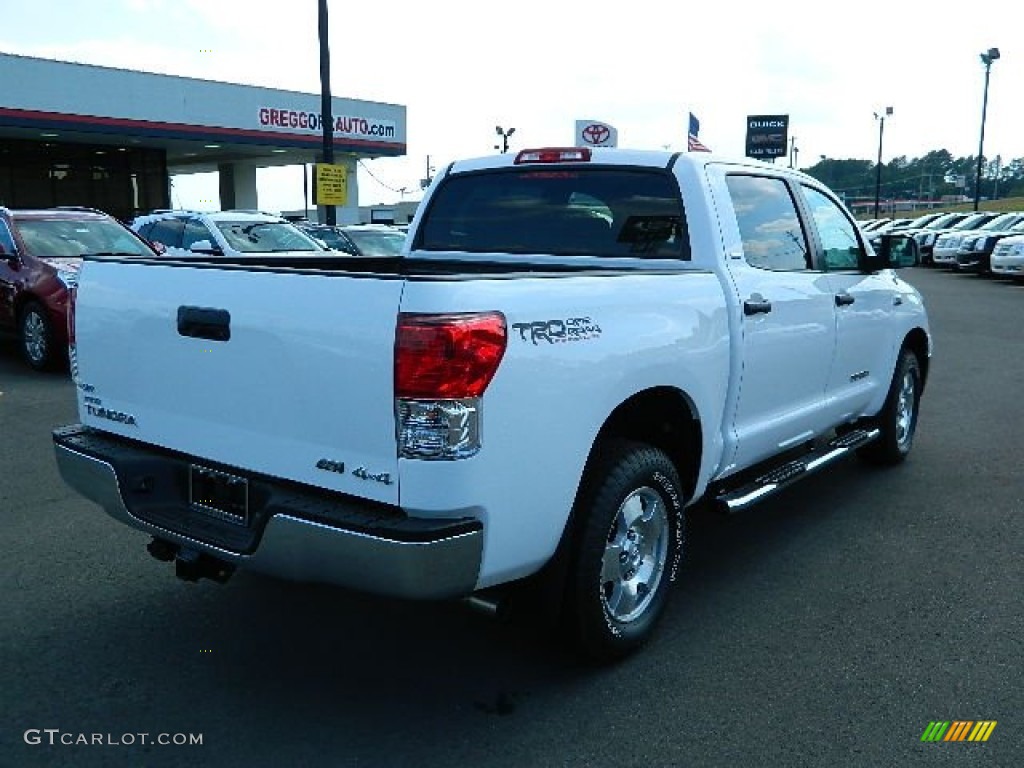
top-left (0, 138), bottom-right (168, 221)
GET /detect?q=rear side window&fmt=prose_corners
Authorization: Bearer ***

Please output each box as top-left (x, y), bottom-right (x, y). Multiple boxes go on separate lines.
top-left (418, 168), bottom-right (689, 259)
top-left (725, 174), bottom-right (810, 271)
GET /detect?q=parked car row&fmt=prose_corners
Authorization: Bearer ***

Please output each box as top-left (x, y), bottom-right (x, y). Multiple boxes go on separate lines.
top-left (928, 212), bottom-right (1022, 269)
top-left (131, 210), bottom-right (409, 259)
top-left (0, 205), bottom-right (410, 371)
top-left (877, 209), bottom-right (1024, 278)
top-left (4, 197), bottom-right (1018, 374)
top-left (860, 210), bottom-right (1024, 275)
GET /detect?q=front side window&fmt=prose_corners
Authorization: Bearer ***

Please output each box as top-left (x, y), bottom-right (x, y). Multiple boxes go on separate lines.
top-left (418, 168), bottom-right (688, 259)
top-left (802, 185), bottom-right (863, 270)
top-left (181, 219), bottom-right (215, 249)
top-left (147, 218), bottom-right (185, 248)
top-left (725, 174), bottom-right (809, 271)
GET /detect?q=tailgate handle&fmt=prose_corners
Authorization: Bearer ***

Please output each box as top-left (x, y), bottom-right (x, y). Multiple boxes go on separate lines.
top-left (177, 306), bottom-right (231, 342)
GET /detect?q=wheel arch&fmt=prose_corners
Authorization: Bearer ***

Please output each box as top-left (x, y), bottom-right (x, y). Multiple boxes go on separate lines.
top-left (903, 327), bottom-right (930, 393)
top-left (552, 386), bottom-right (702, 564)
top-left (589, 386), bottom-right (703, 504)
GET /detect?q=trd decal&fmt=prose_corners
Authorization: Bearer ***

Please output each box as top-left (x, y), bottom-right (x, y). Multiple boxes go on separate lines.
top-left (511, 317), bottom-right (602, 345)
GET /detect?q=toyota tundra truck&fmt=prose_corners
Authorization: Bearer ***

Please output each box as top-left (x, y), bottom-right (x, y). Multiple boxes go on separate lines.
top-left (53, 147), bottom-right (930, 661)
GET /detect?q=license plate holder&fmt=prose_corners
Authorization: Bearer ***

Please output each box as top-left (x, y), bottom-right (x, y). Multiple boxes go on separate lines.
top-left (189, 465), bottom-right (249, 526)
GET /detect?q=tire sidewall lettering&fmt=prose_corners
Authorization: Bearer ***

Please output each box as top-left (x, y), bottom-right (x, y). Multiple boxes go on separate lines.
top-left (652, 470), bottom-right (685, 583)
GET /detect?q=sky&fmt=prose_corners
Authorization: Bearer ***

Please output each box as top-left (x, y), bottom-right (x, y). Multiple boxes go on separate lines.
top-left (2, 0), bottom-right (1021, 212)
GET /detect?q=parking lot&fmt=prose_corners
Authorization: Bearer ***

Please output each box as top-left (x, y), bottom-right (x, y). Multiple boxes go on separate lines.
top-left (1, 267), bottom-right (1022, 767)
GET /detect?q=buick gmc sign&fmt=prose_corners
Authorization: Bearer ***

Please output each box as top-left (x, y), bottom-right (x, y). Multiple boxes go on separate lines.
top-left (745, 115), bottom-right (789, 159)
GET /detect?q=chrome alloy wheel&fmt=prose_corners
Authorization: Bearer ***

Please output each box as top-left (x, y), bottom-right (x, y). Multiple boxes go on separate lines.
top-left (22, 309), bottom-right (48, 366)
top-left (600, 486), bottom-right (669, 623)
top-left (895, 369), bottom-right (916, 449)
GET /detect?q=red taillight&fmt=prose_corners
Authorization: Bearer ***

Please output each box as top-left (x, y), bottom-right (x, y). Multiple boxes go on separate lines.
top-left (514, 147), bottom-right (592, 164)
top-left (395, 312), bottom-right (506, 399)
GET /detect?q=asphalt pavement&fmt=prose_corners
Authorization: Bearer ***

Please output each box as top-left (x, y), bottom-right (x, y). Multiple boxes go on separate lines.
top-left (1, 267), bottom-right (1021, 767)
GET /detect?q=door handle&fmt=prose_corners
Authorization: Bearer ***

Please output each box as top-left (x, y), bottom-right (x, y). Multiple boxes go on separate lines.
top-left (177, 306), bottom-right (231, 341)
top-left (743, 298), bottom-right (772, 316)
top-left (835, 292), bottom-right (856, 307)
top-left (893, 295), bottom-right (903, 306)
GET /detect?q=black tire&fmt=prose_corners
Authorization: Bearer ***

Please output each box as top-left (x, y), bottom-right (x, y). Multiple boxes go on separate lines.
top-left (18, 301), bottom-right (57, 371)
top-left (563, 439), bottom-right (686, 662)
top-left (858, 348), bottom-right (921, 465)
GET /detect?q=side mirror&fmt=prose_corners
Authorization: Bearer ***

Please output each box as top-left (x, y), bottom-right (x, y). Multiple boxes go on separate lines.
top-left (879, 233), bottom-right (919, 268)
top-left (865, 233), bottom-right (918, 271)
top-left (149, 240), bottom-right (167, 255)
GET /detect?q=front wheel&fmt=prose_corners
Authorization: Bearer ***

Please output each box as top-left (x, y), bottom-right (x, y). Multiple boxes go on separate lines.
top-left (19, 302), bottom-right (57, 371)
top-left (859, 348), bottom-right (921, 465)
top-left (564, 440), bottom-right (686, 662)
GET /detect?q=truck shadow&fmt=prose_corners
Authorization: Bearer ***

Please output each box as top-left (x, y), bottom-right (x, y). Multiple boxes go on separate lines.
top-left (6, 456), bottom-right (914, 767)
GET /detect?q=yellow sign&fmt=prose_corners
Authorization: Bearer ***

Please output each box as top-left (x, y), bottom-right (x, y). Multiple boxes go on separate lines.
top-left (314, 163), bottom-right (348, 206)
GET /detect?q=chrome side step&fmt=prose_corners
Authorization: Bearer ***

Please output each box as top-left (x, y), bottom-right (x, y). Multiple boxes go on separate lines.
top-left (715, 428), bottom-right (880, 513)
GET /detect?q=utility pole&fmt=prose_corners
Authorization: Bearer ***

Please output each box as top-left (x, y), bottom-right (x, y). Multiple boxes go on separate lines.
top-left (420, 155), bottom-right (435, 190)
top-left (318, 0), bottom-right (336, 225)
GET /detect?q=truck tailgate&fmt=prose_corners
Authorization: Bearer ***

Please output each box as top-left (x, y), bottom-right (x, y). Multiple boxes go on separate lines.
top-left (73, 259), bottom-right (404, 505)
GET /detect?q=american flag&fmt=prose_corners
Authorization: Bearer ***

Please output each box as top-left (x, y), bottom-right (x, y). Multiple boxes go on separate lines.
top-left (688, 111), bottom-right (711, 152)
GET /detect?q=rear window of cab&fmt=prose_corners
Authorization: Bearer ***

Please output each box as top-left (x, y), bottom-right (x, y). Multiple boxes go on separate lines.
top-left (417, 168), bottom-right (689, 259)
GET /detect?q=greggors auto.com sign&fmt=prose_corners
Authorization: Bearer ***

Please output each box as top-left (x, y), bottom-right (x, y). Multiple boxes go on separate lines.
top-left (258, 107), bottom-right (397, 139)
top-left (745, 115), bottom-right (789, 159)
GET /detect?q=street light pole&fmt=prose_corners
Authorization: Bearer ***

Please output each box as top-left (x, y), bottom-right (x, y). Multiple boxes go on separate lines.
top-left (974, 47), bottom-right (1000, 212)
top-left (495, 125), bottom-right (516, 154)
top-left (873, 106), bottom-right (893, 218)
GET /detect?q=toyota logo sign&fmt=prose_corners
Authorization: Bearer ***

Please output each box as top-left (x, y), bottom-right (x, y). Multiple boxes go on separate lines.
top-left (575, 119), bottom-right (617, 148)
top-left (582, 123), bottom-right (610, 145)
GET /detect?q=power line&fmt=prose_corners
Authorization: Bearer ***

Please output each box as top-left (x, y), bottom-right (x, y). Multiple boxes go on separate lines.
top-left (357, 160), bottom-right (405, 194)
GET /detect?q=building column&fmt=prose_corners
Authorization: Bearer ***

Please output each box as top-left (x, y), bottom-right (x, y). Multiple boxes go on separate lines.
top-left (217, 162), bottom-right (259, 210)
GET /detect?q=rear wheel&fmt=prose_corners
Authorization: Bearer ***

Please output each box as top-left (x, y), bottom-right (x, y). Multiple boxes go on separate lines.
top-left (859, 348), bottom-right (921, 465)
top-left (19, 301), bottom-right (57, 371)
top-left (563, 440), bottom-right (686, 662)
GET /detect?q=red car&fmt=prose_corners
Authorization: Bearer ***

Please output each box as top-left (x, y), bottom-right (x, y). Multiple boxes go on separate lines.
top-left (0, 207), bottom-right (158, 370)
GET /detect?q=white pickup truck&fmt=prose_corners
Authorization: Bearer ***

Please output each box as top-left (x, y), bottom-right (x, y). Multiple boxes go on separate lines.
top-left (54, 147), bottom-right (930, 660)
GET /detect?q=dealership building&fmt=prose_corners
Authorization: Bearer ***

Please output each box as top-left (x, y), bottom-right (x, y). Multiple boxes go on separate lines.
top-left (0, 52), bottom-right (407, 223)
